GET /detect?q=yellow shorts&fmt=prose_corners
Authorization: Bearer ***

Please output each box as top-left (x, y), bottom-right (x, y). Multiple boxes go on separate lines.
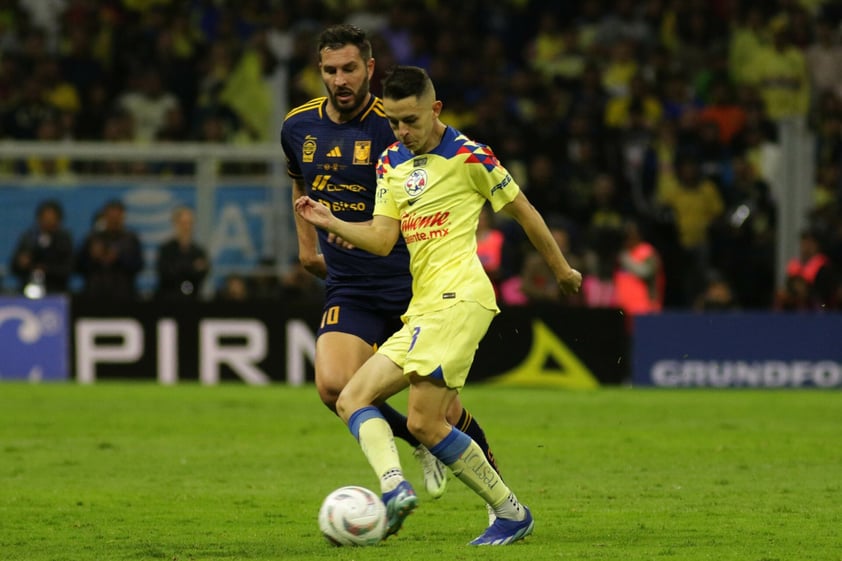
top-left (378, 301), bottom-right (497, 390)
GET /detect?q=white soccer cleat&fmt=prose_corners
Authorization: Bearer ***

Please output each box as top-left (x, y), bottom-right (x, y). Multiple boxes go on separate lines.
top-left (413, 445), bottom-right (447, 499)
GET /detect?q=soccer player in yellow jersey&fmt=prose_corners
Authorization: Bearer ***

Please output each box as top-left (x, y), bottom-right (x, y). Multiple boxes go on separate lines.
top-left (283, 25), bottom-right (506, 511)
top-left (295, 66), bottom-right (582, 545)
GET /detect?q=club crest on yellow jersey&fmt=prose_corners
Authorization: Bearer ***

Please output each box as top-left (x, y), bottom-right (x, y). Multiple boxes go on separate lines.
top-left (405, 169), bottom-right (428, 197)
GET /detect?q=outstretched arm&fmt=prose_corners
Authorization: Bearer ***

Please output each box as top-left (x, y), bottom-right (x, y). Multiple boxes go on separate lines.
top-left (501, 192), bottom-right (582, 295)
top-left (294, 196), bottom-right (400, 256)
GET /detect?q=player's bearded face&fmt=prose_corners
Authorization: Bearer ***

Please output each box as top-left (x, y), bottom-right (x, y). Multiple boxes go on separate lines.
top-left (320, 46), bottom-right (372, 117)
top-left (328, 73), bottom-right (369, 116)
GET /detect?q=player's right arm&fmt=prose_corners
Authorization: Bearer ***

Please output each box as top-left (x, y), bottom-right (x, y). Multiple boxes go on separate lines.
top-left (292, 178), bottom-right (327, 279)
top-left (294, 196), bottom-right (400, 256)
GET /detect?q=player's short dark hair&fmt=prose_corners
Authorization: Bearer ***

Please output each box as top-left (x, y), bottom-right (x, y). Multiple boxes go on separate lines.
top-left (382, 65), bottom-right (432, 101)
top-left (36, 199), bottom-right (63, 220)
top-left (317, 24), bottom-right (371, 61)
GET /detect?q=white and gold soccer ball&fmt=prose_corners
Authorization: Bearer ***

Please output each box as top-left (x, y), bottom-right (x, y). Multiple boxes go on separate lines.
top-left (318, 485), bottom-right (387, 546)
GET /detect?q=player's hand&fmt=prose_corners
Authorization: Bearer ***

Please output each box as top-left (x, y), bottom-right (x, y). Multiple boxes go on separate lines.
top-left (327, 232), bottom-right (355, 250)
top-left (294, 196), bottom-right (332, 229)
top-left (557, 268), bottom-right (583, 295)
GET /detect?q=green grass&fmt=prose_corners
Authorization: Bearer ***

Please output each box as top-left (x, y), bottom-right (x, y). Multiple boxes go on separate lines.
top-left (1, 383), bottom-right (840, 561)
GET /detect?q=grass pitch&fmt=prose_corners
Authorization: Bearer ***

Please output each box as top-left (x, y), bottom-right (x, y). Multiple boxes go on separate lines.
top-left (1, 383), bottom-right (839, 561)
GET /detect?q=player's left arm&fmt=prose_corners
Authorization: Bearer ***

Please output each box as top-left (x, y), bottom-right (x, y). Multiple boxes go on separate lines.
top-left (294, 196), bottom-right (400, 256)
top-left (501, 192), bottom-right (582, 295)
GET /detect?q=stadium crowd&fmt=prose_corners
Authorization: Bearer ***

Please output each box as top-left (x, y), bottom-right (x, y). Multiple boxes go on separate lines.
top-left (2, 0), bottom-right (842, 312)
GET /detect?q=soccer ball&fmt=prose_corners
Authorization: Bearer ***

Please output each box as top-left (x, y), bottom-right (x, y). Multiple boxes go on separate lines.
top-left (318, 485), bottom-right (388, 546)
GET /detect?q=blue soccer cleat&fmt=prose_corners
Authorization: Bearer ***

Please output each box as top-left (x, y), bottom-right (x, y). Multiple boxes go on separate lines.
top-left (468, 506), bottom-right (534, 546)
top-left (381, 480), bottom-right (418, 538)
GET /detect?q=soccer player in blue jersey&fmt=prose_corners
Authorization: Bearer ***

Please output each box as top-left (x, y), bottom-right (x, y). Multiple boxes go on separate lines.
top-left (281, 25), bottom-right (502, 509)
top-left (294, 65), bottom-right (582, 545)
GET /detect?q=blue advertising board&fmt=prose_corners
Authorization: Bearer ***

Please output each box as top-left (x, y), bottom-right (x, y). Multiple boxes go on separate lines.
top-left (633, 313), bottom-right (842, 388)
top-left (0, 296), bottom-right (69, 380)
top-left (0, 183), bottom-right (288, 295)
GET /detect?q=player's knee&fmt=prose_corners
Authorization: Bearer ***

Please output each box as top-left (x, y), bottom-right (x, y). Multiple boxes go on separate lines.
top-left (405, 413), bottom-right (436, 445)
top-left (334, 389), bottom-right (357, 423)
top-left (315, 379), bottom-right (341, 412)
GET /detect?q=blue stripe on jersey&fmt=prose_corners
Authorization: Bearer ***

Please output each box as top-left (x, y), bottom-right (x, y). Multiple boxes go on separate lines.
top-left (378, 126), bottom-right (500, 173)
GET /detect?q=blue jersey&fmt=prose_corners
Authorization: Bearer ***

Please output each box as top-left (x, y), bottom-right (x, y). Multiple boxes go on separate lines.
top-left (281, 96), bottom-right (412, 334)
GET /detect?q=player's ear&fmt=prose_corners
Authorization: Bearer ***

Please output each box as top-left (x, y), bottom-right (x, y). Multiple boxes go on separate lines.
top-left (432, 99), bottom-right (443, 118)
top-left (367, 57), bottom-right (375, 78)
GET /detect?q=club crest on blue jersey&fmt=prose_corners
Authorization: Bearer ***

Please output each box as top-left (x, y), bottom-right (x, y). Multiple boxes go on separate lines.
top-left (303, 135), bottom-right (317, 163)
top-left (405, 169), bottom-right (428, 197)
top-left (354, 140), bottom-right (371, 165)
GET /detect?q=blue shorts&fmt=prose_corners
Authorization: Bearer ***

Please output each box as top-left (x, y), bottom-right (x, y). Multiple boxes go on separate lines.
top-left (317, 300), bottom-right (404, 347)
top-left (318, 277), bottom-right (410, 347)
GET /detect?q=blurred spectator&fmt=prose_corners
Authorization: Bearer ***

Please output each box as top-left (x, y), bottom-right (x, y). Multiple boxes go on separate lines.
top-left (781, 228), bottom-right (837, 309)
top-left (805, 16), bottom-right (842, 102)
top-left (59, 25), bottom-right (104, 103)
top-left (698, 78), bottom-right (747, 146)
top-left (76, 199), bottom-right (144, 301)
top-left (581, 224), bottom-right (621, 309)
top-left (774, 273), bottom-right (813, 311)
top-left (501, 217), bottom-right (584, 307)
top-left (3, 75), bottom-right (56, 139)
top-left (10, 199), bottom-right (73, 297)
top-left (813, 91), bottom-right (842, 163)
top-left (279, 259), bottom-right (324, 305)
top-left (659, 71), bottom-right (701, 124)
top-left (476, 204), bottom-right (505, 289)
top-left (694, 270), bottom-right (739, 311)
top-left (37, 57), bottom-right (80, 116)
top-left (521, 152), bottom-right (563, 216)
top-left (729, 5), bottom-right (770, 87)
top-left (25, 115), bottom-right (73, 178)
top-left (710, 153), bottom-right (777, 308)
top-left (563, 136), bottom-right (605, 223)
top-left (595, 0), bottom-right (652, 49)
top-left (614, 219), bottom-right (664, 317)
top-left (604, 73), bottom-right (662, 130)
top-left (117, 67), bottom-right (181, 142)
top-left (74, 81), bottom-right (112, 141)
top-left (584, 173), bottom-right (626, 233)
top-left (671, 3), bottom-right (725, 73)
top-left (745, 25), bottom-right (810, 122)
top-left (155, 206), bottom-right (209, 301)
top-left (216, 273), bottom-right (249, 301)
top-left (601, 38), bottom-right (639, 99)
top-left (251, 257), bottom-right (284, 300)
top-left (566, 61), bottom-right (609, 131)
top-left (655, 153), bottom-right (724, 306)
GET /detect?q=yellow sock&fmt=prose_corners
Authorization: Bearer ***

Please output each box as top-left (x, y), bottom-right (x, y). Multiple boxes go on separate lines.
top-left (358, 417), bottom-right (403, 492)
top-left (447, 439), bottom-right (510, 507)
